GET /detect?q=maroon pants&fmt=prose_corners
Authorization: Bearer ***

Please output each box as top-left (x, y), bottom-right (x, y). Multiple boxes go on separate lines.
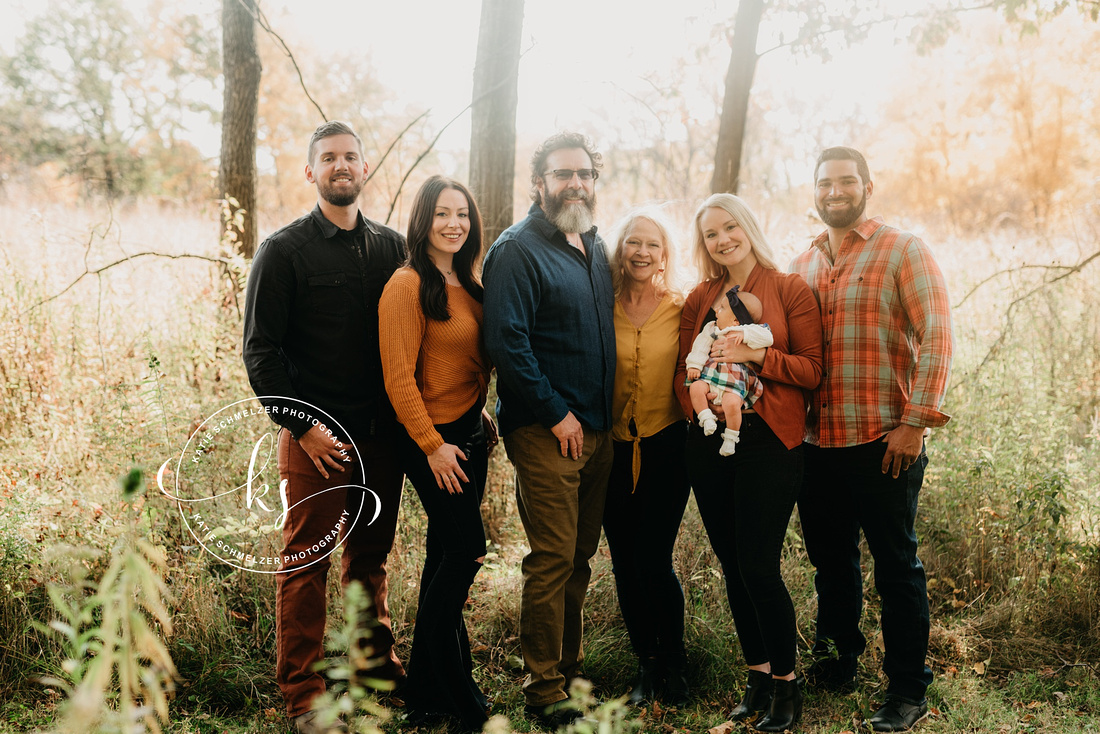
top-left (276, 428), bottom-right (405, 717)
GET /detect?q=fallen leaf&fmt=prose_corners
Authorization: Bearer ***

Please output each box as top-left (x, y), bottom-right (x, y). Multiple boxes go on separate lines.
top-left (707, 723), bottom-right (734, 734)
top-left (973, 661), bottom-right (986, 675)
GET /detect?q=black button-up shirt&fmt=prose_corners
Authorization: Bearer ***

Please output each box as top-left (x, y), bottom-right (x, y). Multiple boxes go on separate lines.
top-left (242, 204), bottom-right (407, 443)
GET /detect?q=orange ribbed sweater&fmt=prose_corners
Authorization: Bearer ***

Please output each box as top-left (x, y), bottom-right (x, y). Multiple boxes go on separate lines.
top-left (379, 267), bottom-right (491, 455)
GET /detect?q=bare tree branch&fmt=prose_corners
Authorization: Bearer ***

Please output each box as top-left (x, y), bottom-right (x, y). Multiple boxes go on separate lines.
top-left (24, 252), bottom-right (233, 315)
top-left (949, 247), bottom-right (1100, 393)
top-left (381, 44), bottom-right (533, 225)
top-left (237, 0), bottom-right (327, 122)
top-left (364, 110), bottom-right (431, 186)
top-left (1057, 655), bottom-right (1099, 675)
top-left (382, 106), bottom-right (471, 226)
top-left (756, 4), bottom-right (995, 59)
top-left (611, 80), bottom-right (666, 129)
top-left (953, 262), bottom-right (1081, 309)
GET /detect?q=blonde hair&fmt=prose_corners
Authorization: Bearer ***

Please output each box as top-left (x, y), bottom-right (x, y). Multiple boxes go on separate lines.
top-left (608, 206), bottom-right (684, 304)
top-left (691, 193), bottom-right (779, 281)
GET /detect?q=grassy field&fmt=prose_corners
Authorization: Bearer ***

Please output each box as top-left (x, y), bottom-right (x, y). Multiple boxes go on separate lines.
top-left (0, 196), bottom-right (1097, 733)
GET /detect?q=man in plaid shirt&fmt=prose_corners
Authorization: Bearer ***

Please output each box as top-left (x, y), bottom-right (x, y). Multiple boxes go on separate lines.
top-left (791, 147), bottom-right (953, 732)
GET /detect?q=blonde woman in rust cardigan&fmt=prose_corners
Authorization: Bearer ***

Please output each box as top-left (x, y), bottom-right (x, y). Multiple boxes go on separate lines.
top-left (379, 175), bottom-right (495, 733)
top-left (674, 193), bottom-right (823, 732)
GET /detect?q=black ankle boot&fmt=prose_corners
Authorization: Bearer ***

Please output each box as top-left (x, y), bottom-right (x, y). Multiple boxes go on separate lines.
top-left (662, 655), bottom-right (690, 706)
top-left (628, 657), bottom-right (659, 705)
top-left (730, 669), bottom-right (774, 721)
top-left (754, 676), bottom-right (804, 732)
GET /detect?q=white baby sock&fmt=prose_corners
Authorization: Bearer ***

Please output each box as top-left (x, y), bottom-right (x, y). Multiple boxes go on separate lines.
top-left (719, 428), bottom-right (740, 457)
top-left (697, 408), bottom-right (718, 436)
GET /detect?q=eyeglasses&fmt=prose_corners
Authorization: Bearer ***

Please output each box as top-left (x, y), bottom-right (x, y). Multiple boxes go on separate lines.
top-left (543, 168), bottom-right (599, 182)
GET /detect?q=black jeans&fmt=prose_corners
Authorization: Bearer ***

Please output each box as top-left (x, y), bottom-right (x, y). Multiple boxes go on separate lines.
top-left (602, 421), bottom-right (691, 662)
top-left (798, 439), bottom-right (933, 701)
top-left (686, 414), bottom-right (801, 676)
top-left (396, 403), bottom-right (489, 729)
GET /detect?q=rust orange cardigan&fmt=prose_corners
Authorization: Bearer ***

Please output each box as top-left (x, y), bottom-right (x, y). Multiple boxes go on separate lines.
top-left (674, 265), bottom-right (823, 449)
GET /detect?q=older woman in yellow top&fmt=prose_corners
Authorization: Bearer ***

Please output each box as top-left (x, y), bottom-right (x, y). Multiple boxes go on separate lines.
top-left (601, 207), bottom-right (692, 706)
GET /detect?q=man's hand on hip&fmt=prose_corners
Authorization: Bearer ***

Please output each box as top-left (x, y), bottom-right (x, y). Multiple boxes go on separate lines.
top-left (551, 412), bottom-right (584, 460)
top-left (298, 423), bottom-right (348, 479)
top-left (881, 424), bottom-right (927, 479)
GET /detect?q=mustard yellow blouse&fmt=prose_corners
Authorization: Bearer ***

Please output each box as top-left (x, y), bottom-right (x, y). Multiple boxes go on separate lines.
top-left (612, 295), bottom-right (685, 488)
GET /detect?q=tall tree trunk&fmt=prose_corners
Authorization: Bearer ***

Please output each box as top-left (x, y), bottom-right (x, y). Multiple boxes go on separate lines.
top-left (219, 0), bottom-right (261, 258)
top-left (710, 0), bottom-right (765, 195)
top-left (469, 0), bottom-right (525, 246)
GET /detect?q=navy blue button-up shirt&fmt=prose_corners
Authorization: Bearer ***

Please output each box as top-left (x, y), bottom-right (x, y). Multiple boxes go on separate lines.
top-left (483, 203), bottom-right (616, 436)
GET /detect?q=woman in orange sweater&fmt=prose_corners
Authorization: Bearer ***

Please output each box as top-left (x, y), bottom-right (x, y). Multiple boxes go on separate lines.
top-left (674, 194), bottom-right (822, 732)
top-left (379, 175), bottom-right (495, 732)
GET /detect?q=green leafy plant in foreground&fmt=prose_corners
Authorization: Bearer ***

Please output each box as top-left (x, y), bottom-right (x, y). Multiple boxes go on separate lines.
top-left (560, 678), bottom-right (642, 734)
top-left (38, 468), bottom-right (177, 734)
top-left (308, 580), bottom-right (392, 734)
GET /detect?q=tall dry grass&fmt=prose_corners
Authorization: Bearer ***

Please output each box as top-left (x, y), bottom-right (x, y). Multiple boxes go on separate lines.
top-left (0, 191), bottom-right (1098, 731)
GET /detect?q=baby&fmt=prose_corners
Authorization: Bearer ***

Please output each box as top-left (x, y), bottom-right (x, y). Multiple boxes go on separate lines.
top-left (684, 286), bottom-right (772, 456)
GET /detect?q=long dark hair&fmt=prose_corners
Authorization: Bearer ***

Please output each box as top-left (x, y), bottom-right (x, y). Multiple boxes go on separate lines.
top-left (405, 175), bottom-right (484, 320)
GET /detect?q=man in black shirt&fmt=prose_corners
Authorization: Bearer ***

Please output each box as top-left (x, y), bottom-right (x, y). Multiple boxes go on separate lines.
top-left (242, 121), bottom-right (407, 734)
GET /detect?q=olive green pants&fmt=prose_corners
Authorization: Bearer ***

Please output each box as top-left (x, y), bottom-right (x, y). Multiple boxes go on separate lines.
top-left (504, 424), bottom-right (613, 706)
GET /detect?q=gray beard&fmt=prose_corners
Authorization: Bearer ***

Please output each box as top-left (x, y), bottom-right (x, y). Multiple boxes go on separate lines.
top-left (550, 202), bottom-right (594, 235)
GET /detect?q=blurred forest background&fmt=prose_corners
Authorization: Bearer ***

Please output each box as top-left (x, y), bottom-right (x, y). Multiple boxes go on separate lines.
top-left (0, 0), bottom-right (1098, 732)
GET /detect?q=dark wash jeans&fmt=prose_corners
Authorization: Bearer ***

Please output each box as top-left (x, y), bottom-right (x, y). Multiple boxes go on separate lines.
top-left (798, 438), bottom-right (933, 701)
top-left (603, 421), bottom-right (691, 662)
top-left (396, 403), bottom-right (489, 730)
top-left (686, 414), bottom-right (801, 677)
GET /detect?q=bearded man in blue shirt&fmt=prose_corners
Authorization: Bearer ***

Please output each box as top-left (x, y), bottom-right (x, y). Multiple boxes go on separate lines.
top-left (483, 131), bottom-right (616, 730)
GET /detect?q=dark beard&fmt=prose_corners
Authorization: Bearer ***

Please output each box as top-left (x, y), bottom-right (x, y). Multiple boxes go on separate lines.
top-left (318, 180), bottom-right (363, 207)
top-left (817, 192), bottom-right (867, 229)
top-left (544, 187), bottom-right (596, 234)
